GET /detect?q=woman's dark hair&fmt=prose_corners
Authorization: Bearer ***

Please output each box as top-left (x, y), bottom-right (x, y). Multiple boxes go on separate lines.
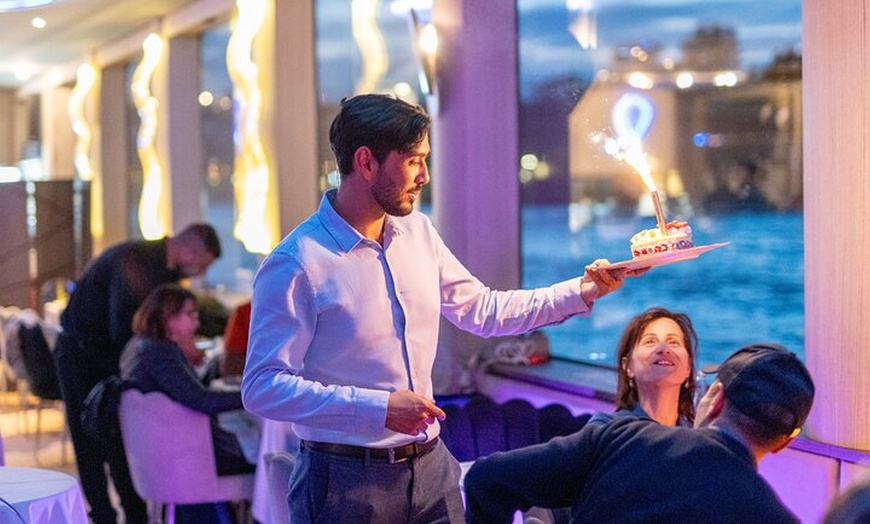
top-left (615, 307), bottom-right (698, 423)
top-left (329, 94), bottom-right (431, 175)
top-left (132, 284), bottom-right (197, 340)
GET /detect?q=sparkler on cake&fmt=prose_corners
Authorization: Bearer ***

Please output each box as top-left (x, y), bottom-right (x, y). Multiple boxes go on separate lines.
top-left (591, 131), bottom-right (696, 261)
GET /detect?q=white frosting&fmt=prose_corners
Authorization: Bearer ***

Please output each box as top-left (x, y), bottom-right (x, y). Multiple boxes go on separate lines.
top-left (631, 222), bottom-right (694, 257)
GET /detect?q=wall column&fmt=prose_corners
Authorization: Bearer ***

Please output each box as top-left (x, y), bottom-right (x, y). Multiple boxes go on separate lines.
top-left (97, 64), bottom-right (130, 251)
top-left (40, 85), bottom-right (75, 178)
top-left (0, 90), bottom-right (16, 164)
top-left (260, 0), bottom-right (319, 238)
top-left (162, 34), bottom-right (205, 232)
top-left (803, 0), bottom-right (870, 450)
top-left (430, 1), bottom-right (520, 393)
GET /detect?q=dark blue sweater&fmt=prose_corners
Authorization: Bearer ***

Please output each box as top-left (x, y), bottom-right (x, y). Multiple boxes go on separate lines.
top-left (464, 415), bottom-right (798, 524)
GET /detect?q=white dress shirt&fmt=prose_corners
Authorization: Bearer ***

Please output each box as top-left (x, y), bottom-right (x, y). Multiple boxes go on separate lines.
top-left (241, 190), bottom-right (592, 448)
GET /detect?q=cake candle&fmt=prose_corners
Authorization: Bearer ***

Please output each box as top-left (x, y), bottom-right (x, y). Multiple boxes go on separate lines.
top-left (650, 190), bottom-right (668, 235)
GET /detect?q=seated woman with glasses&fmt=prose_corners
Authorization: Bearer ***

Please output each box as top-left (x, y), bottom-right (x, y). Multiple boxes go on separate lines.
top-left (119, 284), bottom-right (256, 477)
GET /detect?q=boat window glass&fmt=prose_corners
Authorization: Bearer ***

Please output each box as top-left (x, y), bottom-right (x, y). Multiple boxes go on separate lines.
top-left (199, 23), bottom-right (261, 292)
top-left (314, 0), bottom-right (432, 211)
top-left (518, 0), bottom-right (804, 367)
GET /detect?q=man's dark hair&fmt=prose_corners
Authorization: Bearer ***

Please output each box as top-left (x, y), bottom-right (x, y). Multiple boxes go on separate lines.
top-left (722, 404), bottom-right (787, 447)
top-left (329, 94), bottom-right (431, 175)
top-left (178, 223), bottom-right (222, 258)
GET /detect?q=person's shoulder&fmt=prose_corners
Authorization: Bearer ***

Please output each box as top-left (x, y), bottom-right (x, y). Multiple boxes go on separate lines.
top-left (589, 405), bottom-right (654, 426)
top-left (115, 238), bottom-right (164, 263)
top-left (88, 239), bottom-right (136, 265)
top-left (601, 413), bottom-right (688, 443)
top-left (274, 213), bottom-right (333, 252)
top-left (127, 336), bottom-right (181, 357)
top-left (264, 228), bottom-right (329, 272)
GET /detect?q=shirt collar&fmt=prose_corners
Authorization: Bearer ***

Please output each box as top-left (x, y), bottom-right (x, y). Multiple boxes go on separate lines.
top-left (318, 189), bottom-right (362, 253)
top-left (317, 189), bottom-right (407, 252)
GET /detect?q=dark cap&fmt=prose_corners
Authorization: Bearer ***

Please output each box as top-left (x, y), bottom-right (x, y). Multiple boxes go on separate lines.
top-left (702, 343), bottom-right (815, 437)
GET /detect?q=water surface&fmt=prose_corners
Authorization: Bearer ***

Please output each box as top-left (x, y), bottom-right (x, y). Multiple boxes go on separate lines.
top-left (522, 206), bottom-right (804, 368)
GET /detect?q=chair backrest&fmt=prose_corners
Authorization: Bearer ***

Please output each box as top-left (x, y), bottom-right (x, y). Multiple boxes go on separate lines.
top-left (264, 451), bottom-right (295, 524)
top-left (439, 403), bottom-right (476, 462)
top-left (118, 389), bottom-right (254, 505)
top-left (501, 398), bottom-right (540, 449)
top-left (439, 395), bottom-right (593, 461)
top-left (464, 395), bottom-right (507, 457)
top-left (17, 323), bottom-right (62, 400)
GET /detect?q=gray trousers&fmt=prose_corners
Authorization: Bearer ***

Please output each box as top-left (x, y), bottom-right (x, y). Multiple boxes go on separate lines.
top-left (289, 439), bottom-right (466, 523)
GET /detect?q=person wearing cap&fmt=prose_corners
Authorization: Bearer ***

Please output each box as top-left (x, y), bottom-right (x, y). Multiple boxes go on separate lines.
top-left (464, 343), bottom-right (815, 524)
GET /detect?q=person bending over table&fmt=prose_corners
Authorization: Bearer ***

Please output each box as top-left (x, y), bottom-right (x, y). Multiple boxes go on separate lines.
top-left (54, 223), bottom-right (220, 524)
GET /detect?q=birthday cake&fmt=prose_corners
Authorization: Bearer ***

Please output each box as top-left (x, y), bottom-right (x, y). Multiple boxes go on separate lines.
top-left (630, 220), bottom-right (694, 258)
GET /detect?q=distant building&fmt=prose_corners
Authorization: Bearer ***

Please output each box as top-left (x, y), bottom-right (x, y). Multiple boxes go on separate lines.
top-left (566, 25), bottom-right (802, 226)
top-left (680, 25), bottom-right (739, 71)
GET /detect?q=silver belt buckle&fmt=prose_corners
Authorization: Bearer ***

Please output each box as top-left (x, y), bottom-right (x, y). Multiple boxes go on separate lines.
top-left (388, 447), bottom-right (398, 463)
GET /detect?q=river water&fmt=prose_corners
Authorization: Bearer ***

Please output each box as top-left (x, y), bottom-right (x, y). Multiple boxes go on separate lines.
top-left (522, 206), bottom-right (805, 368)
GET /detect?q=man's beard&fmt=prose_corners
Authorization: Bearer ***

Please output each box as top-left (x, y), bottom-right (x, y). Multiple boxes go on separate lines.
top-left (372, 169), bottom-right (416, 217)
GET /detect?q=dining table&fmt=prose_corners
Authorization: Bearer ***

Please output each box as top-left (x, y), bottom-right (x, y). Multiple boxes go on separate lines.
top-left (0, 466), bottom-right (88, 523)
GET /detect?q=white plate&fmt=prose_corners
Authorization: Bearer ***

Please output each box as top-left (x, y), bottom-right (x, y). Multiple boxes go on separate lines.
top-left (605, 242), bottom-right (730, 270)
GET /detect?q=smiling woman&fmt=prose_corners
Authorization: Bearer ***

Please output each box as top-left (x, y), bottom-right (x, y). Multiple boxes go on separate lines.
top-left (612, 307), bottom-right (698, 426)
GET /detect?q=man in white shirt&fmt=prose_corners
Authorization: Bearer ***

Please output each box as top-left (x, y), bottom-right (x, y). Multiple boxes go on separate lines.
top-left (241, 94), bottom-right (634, 524)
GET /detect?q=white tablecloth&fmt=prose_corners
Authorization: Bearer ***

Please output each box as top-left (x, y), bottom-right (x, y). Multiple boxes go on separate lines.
top-left (0, 466), bottom-right (88, 523)
top-left (252, 419), bottom-right (298, 524)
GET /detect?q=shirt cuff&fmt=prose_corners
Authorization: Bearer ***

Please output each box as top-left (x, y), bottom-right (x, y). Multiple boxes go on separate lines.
top-left (353, 387), bottom-right (392, 435)
top-left (552, 277), bottom-right (593, 315)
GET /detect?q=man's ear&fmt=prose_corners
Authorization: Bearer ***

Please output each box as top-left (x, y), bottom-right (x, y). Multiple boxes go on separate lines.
top-left (704, 381), bottom-right (727, 420)
top-left (353, 146), bottom-right (377, 181)
top-left (694, 380), bottom-right (726, 429)
top-left (770, 436), bottom-right (796, 454)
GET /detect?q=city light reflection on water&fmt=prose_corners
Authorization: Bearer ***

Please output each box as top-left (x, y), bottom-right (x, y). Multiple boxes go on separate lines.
top-left (522, 206), bottom-right (804, 368)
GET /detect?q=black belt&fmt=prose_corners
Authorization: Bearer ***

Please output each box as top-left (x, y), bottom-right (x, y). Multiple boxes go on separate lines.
top-left (301, 437), bottom-right (439, 464)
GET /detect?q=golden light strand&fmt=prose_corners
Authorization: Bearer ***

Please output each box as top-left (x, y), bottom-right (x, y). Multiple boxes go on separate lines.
top-left (227, 0), bottom-right (276, 254)
top-left (352, 0), bottom-right (388, 94)
top-left (68, 62), bottom-right (105, 243)
top-left (131, 33), bottom-right (169, 240)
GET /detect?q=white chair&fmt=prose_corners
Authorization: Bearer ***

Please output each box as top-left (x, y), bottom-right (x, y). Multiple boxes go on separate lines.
top-left (118, 389), bottom-right (255, 524)
top-left (264, 451), bottom-right (295, 524)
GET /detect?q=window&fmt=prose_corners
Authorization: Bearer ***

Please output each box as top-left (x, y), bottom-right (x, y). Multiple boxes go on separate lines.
top-left (518, 1), bottom-right (803, 368)
top-left (199, 23), bottom-right (260, 291)
top-left (315, 0), bottom-right (429, 203)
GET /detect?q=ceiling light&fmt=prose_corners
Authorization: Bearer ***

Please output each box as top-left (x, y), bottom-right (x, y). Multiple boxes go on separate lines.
top-left (13, 63), bottom-right (32, 81)
top-left (0, 0), bottom-right (54, 12)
